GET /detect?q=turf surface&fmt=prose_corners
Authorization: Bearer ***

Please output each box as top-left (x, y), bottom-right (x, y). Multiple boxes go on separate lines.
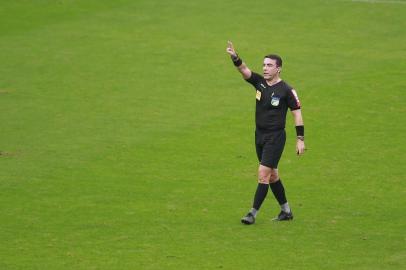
top-left (1, 0), bottom-right (405, 269)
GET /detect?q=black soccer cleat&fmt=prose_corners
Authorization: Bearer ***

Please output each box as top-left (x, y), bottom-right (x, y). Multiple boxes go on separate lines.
top-left (273, 211), bottom-right (293, 221)
top-left (241, 212), bottom-right (255, 225)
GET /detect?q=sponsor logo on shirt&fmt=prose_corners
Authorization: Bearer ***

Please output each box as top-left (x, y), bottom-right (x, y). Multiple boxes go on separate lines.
top-left (256, 90), bottom-right (261, 101)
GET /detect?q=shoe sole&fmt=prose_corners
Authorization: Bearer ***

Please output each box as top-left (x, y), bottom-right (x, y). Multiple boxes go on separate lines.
top-left (272, 216), bottom-right (294, 221)
top-left (241, 219), bottom-right (254, 225)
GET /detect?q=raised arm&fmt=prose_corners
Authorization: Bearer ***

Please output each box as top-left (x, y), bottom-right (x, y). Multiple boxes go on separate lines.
top-left (226, 41), bottom-right (252, 80)
top-left (291, 109), bottom-right (306, 155)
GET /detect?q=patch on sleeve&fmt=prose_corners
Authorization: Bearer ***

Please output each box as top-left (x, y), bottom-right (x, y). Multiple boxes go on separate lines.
top-left (291, 89), bottom-right (301, 107)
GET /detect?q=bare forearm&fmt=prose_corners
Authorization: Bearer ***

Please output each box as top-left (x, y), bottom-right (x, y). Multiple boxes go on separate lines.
top-left (292, 109), bottom-right (305, 155)
top-left (236, 62), bottom-right (252, 80)
top-left (226, 41), bottom-right (252, 80)
top-left (292, 109), bottom-right (304, 126)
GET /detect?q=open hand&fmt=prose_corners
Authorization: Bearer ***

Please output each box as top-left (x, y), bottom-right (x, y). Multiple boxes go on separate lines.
top-left (296, 140), bottom-right (305, 155)
top-left (226, 41), bottom-right (237, 57)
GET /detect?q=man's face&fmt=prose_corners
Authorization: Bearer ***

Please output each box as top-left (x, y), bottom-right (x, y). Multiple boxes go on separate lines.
top-left (263, 58), bottom-right (280, 80)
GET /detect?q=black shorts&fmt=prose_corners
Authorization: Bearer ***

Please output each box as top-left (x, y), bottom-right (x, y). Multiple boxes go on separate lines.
top-left (255, 129), bottom-right (286, 168)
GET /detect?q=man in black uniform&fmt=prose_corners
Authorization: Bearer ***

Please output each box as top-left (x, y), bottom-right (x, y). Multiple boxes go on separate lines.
top-left (226, 41), bottom-right (305, 224)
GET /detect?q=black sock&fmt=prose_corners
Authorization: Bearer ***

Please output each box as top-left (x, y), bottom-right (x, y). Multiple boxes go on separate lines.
top-left (269, 180), bottom-right (287, 205)
top-left (252, 183), bottom-right (269, 210)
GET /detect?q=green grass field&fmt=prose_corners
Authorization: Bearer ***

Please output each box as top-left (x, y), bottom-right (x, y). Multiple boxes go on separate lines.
top-left (1, 0), bottom-right (405, 269)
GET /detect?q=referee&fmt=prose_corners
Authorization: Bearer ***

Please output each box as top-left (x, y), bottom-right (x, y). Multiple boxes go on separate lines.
top-left (226, 41), bottom-right (305, 224)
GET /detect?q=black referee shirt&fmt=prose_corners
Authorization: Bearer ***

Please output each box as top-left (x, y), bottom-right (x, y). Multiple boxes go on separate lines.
top-left (246, 72), bottom-right (301, 133)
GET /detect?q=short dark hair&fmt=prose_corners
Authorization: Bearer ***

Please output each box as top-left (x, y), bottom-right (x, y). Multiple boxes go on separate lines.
top-left (264, 54), bottom-right (282, 67)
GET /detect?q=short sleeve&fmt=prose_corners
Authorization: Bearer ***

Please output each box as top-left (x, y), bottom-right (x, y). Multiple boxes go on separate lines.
top-left (245, 72), bottom-right (263, 87)
top-left (287, 89), bottom-right (301, 110)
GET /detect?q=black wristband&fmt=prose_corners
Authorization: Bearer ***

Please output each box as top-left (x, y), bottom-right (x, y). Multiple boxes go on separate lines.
top-left (295, 125), bottom-right (304, 137)
top-left (231, 55), bottom-right (242, 67)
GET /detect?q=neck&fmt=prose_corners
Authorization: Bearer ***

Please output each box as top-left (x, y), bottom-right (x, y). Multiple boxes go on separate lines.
top-left (266, 76), bottom-right (281, 86)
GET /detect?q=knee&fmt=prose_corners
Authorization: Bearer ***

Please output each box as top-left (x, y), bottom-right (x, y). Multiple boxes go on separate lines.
top-left (258, 169), bottom-right (271, 184)
top-left (269, 170), bottom-right (279, 183)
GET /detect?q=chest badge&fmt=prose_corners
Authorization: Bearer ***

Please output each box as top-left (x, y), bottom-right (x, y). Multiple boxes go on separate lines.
top-left (271, 96), bottom-right (280, 106)
top-left (256, 90), bottom-right (261, 101)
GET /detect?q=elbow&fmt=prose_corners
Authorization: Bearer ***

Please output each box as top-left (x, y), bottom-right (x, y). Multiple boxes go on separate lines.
top-left (241, 68), bottom-right (251, 80)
